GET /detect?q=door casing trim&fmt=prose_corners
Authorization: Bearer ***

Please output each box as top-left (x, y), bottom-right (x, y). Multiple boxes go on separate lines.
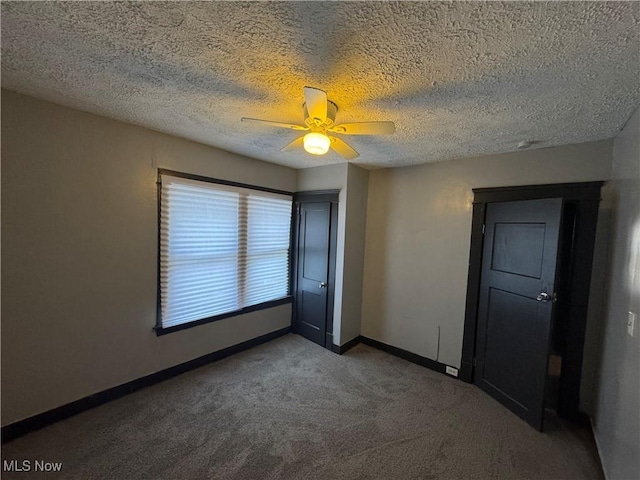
top-left (292, 190), bottom-right (339, 350)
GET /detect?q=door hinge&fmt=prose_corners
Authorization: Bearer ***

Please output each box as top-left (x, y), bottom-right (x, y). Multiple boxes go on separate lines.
top-left (482, 224), bottom-right (485, 235)
top-left (472, 357), bottom-right (476, 367)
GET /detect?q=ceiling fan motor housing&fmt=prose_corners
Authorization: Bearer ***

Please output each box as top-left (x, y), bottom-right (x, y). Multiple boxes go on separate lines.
top-left (304, 100), bottom-right (338, 128)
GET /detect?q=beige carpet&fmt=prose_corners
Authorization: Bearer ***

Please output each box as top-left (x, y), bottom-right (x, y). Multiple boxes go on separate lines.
top-left (1, 334), bottom-right (603, 479)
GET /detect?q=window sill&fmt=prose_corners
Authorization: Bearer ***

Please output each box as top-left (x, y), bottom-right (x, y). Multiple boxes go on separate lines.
top-left (154, 296), bottom-right (293, 336)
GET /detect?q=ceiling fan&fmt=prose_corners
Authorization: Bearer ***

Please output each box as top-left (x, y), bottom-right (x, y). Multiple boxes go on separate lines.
top-left (241, 86), bottom-right (395, 160)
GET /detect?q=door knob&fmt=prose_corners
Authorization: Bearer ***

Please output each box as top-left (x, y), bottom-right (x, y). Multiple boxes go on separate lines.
top-left (319, 282), bottom-right (327, 289)
top-left (536, 292), bottom-right (550, 302)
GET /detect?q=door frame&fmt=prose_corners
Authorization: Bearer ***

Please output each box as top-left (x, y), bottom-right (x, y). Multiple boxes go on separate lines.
top-left (291, 190), bottom-right (339, 350)
top-left (461, 181), bottom-right (603, 420)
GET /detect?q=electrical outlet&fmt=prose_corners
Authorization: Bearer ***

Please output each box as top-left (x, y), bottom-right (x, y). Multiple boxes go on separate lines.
top-left (445, 366), bottom-right (459, 377)
top-left (628, 312), bottom-right (637, 337)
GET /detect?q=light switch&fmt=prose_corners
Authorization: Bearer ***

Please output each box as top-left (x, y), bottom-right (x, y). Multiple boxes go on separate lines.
top-left (628, 312), bottom-right (637, 337)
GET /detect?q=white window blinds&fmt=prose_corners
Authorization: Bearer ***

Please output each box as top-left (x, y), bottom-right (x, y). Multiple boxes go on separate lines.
top-left (159, 175), bottom-right (292, 330)
top-left (245, 194), bottom-right (292, 307)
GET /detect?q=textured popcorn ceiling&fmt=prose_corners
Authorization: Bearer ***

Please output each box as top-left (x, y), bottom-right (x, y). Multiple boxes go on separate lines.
top-left (2, 2), bottom-right (639, 169)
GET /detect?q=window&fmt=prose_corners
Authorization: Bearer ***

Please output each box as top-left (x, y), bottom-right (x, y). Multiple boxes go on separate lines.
top-left (157, 171), bottom-right (293, 334)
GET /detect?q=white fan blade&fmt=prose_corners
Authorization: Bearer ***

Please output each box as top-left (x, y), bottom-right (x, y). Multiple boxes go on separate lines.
top-left (281, 136), bottom-right (305, 152)
top-left (241, 117), bottom-right (308, 131)
top-left (303, 86), bottom-right (327, 122)
top-left (329, 121), bottom-right (395, 135)
top-left (329, 136), bottom-right (359, 160)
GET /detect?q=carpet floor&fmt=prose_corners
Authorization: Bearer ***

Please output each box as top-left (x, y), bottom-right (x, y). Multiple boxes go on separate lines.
top-left (2, 334), bottom-right (603, 479)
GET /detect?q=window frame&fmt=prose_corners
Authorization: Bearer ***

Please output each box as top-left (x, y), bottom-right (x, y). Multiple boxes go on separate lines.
top-left (155, 169), bottom-right (294, 336)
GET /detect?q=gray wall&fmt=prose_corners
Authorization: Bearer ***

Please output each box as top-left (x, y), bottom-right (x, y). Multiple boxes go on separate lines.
top-left (361, 141), bottom-right (613, 369)
top-left (1, 90), bottom-right (297, 425)
top-left (340, 164), bottom-right (369, 344)
top-left (593, 107), bottom-right (640, 480)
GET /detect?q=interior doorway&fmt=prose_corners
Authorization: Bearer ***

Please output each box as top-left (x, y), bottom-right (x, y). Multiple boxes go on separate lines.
top-left (291, 191), bottom-right (339, 349)
top-left (461, 182), bottom-right (603, 430)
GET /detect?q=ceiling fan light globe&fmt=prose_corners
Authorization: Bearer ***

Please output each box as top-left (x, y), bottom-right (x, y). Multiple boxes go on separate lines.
top-left (303, 132), bottom-right (331, 155)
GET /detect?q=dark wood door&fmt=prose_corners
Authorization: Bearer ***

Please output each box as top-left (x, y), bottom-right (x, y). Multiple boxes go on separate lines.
top-left (295, 201), bottom-right (331, 346)
top-left (475, 198), bottom-right (563, 430)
